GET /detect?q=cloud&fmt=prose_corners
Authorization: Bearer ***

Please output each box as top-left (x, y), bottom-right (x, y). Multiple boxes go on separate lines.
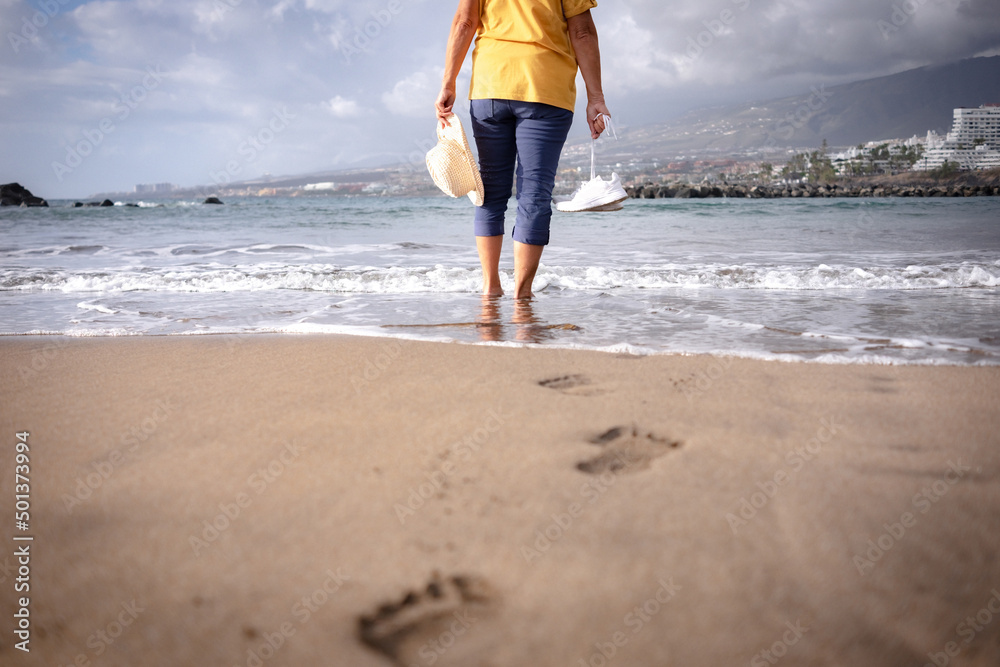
top-left (325, 95), bottom-right (362, 118)
top-left (600, 13), bottom-right (678, 92)
top-left (382, 68), bottom-right (441, 118)
top-left (616, 0), bottom-right (1000, 85)
top-left (0, 0), bottom-right (997, 198)
top-left (303, 0), bottom-right (350, 12)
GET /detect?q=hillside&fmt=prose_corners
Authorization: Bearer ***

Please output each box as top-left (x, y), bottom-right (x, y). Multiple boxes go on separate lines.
top-left (568, 56), bottom-right (1000, 163)
top-left (111, 57), bottom-right (1000, 200)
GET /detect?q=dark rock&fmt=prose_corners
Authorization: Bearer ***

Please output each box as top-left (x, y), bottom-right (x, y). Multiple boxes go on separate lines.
top-left (73, 200), bottom-right (115, 207)
top-left (204, 197), bottom-right (224, 205)
top-left (624, 179), bottom-right (998, 201)
top-left (1, 182), bottom-right (48, 207)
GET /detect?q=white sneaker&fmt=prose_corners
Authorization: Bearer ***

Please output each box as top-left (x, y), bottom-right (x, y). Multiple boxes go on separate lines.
top-left (554, 172), bottom-right (628, 212)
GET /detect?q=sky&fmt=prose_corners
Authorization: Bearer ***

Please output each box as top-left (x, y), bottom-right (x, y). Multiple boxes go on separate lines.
top-left (2, 0), bottom-right (999, 199)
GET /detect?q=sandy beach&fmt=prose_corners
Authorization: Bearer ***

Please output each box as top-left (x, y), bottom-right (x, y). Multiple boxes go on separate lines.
top-left (1, 334), bottom-right (999, 666)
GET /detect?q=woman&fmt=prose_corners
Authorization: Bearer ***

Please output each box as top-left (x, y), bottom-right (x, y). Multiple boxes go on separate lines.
top-left (435, 0), bottom-right (610, 299)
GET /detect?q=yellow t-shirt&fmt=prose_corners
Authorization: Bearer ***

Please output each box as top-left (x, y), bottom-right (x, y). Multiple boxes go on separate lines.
top-left (470, 0), bottom-right (598, 112)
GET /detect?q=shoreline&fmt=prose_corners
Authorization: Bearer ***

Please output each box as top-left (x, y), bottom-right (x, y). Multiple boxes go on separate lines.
top-left (13, 175), bottom-right (1000, 205)
top-left (3, 330), bottom-right (997, 367)
top-left (2, 334), bottom-right (999, 665)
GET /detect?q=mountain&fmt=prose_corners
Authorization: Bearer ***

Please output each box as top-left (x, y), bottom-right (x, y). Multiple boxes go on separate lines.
top-left (141, 57), bottom-right (999, 199)
top-left (570, 56), bottom-right (1000, 162)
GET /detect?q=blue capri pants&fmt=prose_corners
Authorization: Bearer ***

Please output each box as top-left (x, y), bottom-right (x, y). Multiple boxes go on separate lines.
top-left (470, 99), bottom-right (574, 246)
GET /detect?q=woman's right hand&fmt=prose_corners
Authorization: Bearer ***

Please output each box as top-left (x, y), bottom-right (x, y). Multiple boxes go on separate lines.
top-left (587, 99), bottom-right (612, 139)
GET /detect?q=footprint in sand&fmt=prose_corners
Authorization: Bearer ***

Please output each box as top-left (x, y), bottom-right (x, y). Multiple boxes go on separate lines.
top-left (577, 425), bottom-right (681, 475)
top-left (358, 573), bottom-right (496, 666)
top-left (538, 374), bottom-right (609, 397)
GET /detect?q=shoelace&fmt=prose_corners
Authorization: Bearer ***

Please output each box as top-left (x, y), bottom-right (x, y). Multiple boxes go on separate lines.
top-left (590, 113), bottom-right (618, 181)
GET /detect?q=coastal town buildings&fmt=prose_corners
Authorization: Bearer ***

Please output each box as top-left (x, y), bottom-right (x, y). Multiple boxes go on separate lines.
top-left (134, 182), bottom-right (176, 194)
top-left (830, 137), bottom-right (927, 175)
top-left (914, 104), bottom-right (1000, 171)
top-left (829, 104), bottom-right (1000, 174)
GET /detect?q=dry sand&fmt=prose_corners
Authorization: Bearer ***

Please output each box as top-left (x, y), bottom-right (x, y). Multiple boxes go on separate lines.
top-left (1, 334), bottom-right (999, 666)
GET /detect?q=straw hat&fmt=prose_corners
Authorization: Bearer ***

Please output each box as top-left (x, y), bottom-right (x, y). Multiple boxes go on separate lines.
top-left (426, 113), bottom-right (484, 207)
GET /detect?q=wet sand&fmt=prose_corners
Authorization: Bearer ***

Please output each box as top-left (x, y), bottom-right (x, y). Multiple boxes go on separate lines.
top-left (1, 334), bottom-right (998, 666)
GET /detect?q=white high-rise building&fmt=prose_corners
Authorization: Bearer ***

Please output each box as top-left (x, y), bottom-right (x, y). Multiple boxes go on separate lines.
top-left (915, 104), bottom-right (1000, 171)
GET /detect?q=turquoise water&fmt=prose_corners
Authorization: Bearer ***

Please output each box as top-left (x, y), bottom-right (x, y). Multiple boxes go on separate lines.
top-left (1, 195), bottom-right (998, 364)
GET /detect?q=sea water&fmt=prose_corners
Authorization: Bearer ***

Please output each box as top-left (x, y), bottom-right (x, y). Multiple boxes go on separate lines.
top-left (1, 196), bottom-right (998, 364)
